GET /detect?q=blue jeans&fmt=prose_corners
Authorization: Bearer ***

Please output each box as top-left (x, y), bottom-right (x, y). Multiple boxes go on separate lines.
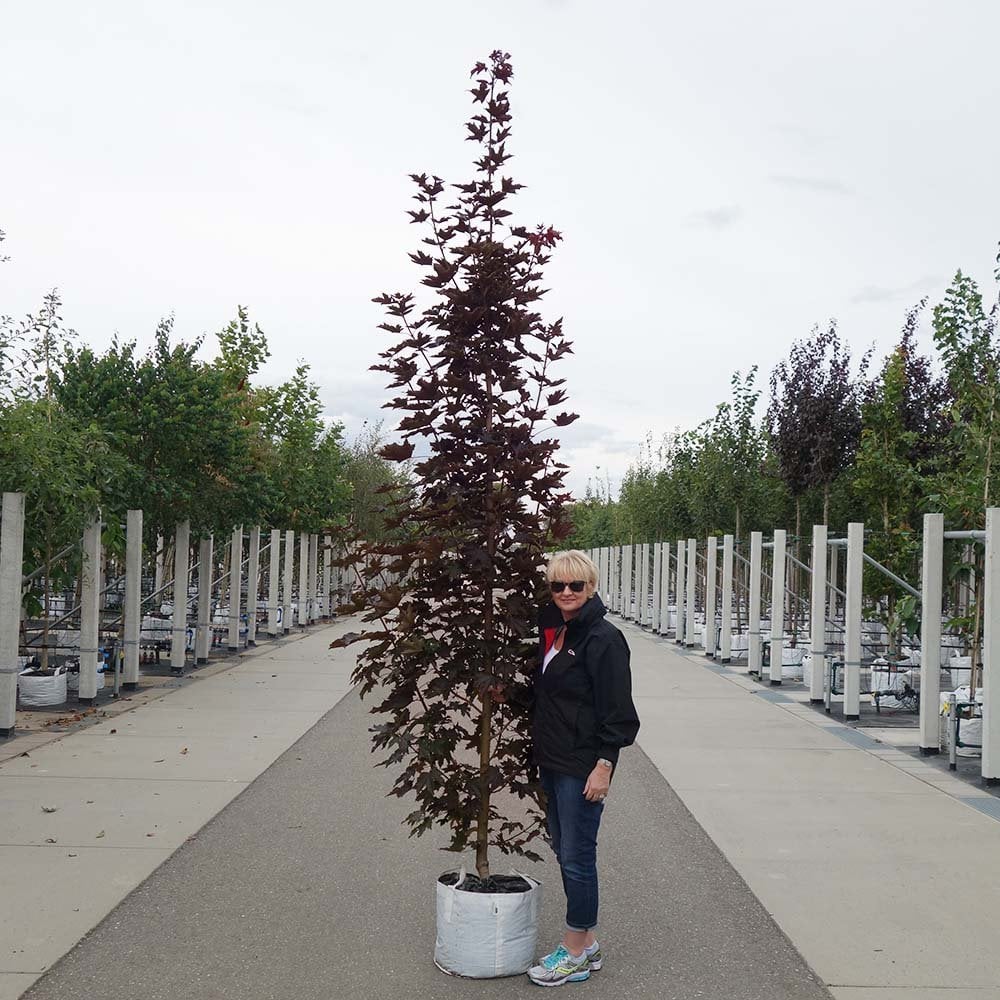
top-left (539, 766), bottom-right (604, 932)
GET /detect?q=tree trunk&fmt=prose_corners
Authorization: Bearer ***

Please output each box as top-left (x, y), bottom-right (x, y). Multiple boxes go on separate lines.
top-left (476, 694), bottom-right (493, 879)
top-left (41, 538), bottom-right (52, 671)
top-left (477, 352), bottom-right (498, 881)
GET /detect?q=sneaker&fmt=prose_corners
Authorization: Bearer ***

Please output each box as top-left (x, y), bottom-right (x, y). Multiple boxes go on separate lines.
top-left (585, 941), bottom-right (602, 972)
top-left (528, 945), bottom-right (590, 986)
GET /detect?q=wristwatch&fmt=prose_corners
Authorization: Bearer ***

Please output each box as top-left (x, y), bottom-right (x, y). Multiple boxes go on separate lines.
top-left (596, 758), bottom-right (613, 770)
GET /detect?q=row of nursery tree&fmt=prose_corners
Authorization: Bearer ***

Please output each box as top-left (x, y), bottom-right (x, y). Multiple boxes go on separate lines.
top-left (0, 233), bottom-right (403, 600)
top-left (565, 253), bottom-right (1000, 592)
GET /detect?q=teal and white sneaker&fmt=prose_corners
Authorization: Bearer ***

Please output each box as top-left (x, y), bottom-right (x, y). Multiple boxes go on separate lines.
top-left (584, 940), bottom-right (602, 971)
top-left (527, 945), bottom-right (590, 986)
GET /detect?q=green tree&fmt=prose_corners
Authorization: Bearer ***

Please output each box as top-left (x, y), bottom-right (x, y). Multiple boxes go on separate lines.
top-left (932, 264), bottom-right (1000, 679)
top-left (853, 307), bottom-right (944, 654)
top-left (257, 363), bottom-right (351, 533)
top-left (341, 421), bottom-right (410, 543)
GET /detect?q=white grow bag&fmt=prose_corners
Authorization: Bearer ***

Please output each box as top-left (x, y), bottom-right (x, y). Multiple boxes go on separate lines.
top-left (67, 669), bottom-right (106, 693)
top-left (949, 654), bottom-right (973, 690)
top-left (434, 870), bottom-right (542, 978)
top-left (18, 666), bottom-right (68, 707)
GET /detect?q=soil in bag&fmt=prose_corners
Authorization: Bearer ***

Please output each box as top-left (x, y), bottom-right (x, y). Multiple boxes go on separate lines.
top-left (439, 872), bottom-right (532, 894)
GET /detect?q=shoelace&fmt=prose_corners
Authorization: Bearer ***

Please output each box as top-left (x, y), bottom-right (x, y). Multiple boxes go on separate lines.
top-left (543, 946), bottom-right (571, 969)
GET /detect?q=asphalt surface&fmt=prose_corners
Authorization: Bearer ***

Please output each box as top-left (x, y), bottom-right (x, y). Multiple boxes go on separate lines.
top-left (23, 683), bottom-right (830, 1000)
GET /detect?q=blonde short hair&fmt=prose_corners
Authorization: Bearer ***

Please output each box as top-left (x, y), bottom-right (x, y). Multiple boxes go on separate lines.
top-left (546, 550), bottom-right (599, 596)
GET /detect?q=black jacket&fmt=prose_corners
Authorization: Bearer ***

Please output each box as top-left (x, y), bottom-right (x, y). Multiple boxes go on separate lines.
top-left (531, 593), bottom-right (640, 779)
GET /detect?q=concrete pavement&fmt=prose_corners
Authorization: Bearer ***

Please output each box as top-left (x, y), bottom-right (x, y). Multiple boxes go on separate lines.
top-left (5, 610), bottom-right (1000, 998)
top-left (620, 619), bottom-right (1000, 1000)
top-left (12, 621), bottom-right (826, 1000)
top-left (1, 624), bottom-right (358, 1000)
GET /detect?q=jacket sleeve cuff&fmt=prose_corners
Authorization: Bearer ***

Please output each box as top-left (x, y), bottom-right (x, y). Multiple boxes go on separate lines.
top-left (598, 746), bottom-right (621, 767)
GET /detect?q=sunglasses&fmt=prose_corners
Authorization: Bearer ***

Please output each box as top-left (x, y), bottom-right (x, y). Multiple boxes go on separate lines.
top-left (550, 580), bottom-right (586, 594)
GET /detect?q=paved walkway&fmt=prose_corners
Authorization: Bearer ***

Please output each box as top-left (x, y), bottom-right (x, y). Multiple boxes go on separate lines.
top-left (3, 613), bottom-right (1000, 998)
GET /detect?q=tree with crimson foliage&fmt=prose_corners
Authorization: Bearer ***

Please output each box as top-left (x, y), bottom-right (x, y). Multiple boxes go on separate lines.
top-left (768, 322), bottom-right (868, 638)
top-left (768, 321), bottom-right (869, 531)
top-left (332, 51), bottom-right (577, 881)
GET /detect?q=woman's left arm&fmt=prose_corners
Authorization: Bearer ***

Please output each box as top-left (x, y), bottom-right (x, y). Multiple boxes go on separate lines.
top-left (588, 632), bottom-right (641, 769)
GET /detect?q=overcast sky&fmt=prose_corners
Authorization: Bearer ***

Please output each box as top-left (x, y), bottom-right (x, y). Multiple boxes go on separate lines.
top-left (3, 0), bottom-right (999, 497)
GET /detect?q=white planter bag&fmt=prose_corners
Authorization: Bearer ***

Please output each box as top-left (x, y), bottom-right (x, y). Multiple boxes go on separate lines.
top-left (957, 717), bottom-right (983, 757)
top-left (67, 669), bottom-right (106, 693)
top-left (434, 870), bottom-right (542, 978)
top-left (18, 667), bottom-right (68, 707)
top-left (949, 655), bottom-right (973, 690)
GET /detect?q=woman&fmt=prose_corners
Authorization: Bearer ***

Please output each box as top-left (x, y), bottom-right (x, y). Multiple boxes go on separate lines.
top-left (527, 549), bottom-right (640, 987)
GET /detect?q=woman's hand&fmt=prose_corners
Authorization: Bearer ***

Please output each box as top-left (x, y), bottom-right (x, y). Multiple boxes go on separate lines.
top-left (583, 765), bottom-right (611, 803)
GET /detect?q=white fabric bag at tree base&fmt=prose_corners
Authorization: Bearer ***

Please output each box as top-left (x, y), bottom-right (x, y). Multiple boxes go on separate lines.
top-left (957, 717), bottom-right (983, 757)
top-left (18, 666), bottom-right (68, 707)
top-left (434, 870), bottom-right (542, 978)
top-left (67, 669), bottom-right (106, 693)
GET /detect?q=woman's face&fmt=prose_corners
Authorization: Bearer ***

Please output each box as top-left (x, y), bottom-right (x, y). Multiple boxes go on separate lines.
top-left (549, 576), bottom-right (591, 619)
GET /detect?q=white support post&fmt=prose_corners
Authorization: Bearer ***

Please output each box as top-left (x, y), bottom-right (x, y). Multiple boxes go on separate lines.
top-left (644, 543), bottom-right (652, 624)
top-left (628, 545), bottom-right (638, 619)
top-left (720, 534), bottom-right (734, 662)
top-left (659, 543), bottom-right (672, 635)
top-left (0, 493), bottom-right (26, 736)
top-left (705, 535), bottom-right (718, 657)
top-left (614, 546), bottom-right (623, 613)
top-left (323, 534), bottom-right (332, 618)
top-left (617, 545), bottom-right (626, 617)
top-left (78, 517), bottom-right (102, 703)
top-left (247, 526), bottom-right (261, 646)
top-left (919, 513), bottom-right (944, 754)
top-left (809, 524), bottom-right (828, 703)
top-left (308, 533), bottom-right (319, 623)
top-left (844, 521), bottom-right (864, 720)
top-left (298, 533), bottom-right (309, 627)
top-left (283, 530), bottom-right (294, 634)
top-left (267, 529), bottom-right (281, 637)
top-left (982, 508), bottom-right (1000, 783)
top-left (228, 526), bottom-right (243, 652)
top-left (171, 520), bottom-right (190, 674)
top-left (652, 542), bottom-right (663, 632)
top-left (637, 543), bottom-right (649, 625)
top-left (196, 534), bottom-right (213, 665)
top-left (748, 531), bottom-right (763, 675)
top-left (634, 544), bottom-right (640, 620)
top-left (123, 509), bottom-right (143, 688)
top-left (685, 538), bottom-right (697, 647)
top-left (675, 539), bottom-right (687, 644)
top-left (622, 545), bottom-right (635, 621)
top-left (769, 529), bottom-right (787, 684)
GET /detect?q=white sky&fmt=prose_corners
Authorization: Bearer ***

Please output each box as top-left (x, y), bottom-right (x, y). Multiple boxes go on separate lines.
top-left (3, 0), bottom-right (999, 497)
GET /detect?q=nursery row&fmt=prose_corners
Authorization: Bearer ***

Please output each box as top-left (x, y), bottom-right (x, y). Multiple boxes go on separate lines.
top-left (568, 254), bottom-right (1000, 631)
top-left (585, 507), bottom-right (1000, 783)
top-left (0, 492), bottom-right (367, 736)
